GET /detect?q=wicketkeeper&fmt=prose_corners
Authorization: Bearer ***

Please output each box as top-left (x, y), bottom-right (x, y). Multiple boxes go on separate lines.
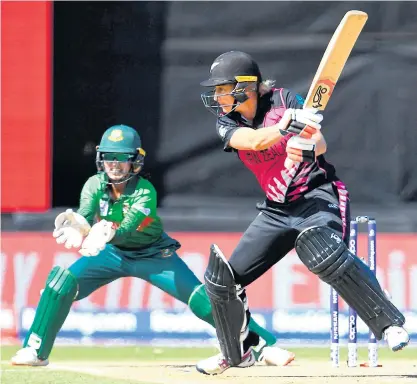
top-left (11, 124), bottom-right (294, 367)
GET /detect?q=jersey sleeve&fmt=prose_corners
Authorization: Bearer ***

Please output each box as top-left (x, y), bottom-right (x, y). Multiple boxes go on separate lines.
top-left (110, 182), bottom-right (157, 245)
top-left (282, 88), bottom-right (305, 110)
top-left (77, 176), bottom-right (100, 225)
top-left (216, 115), bottom-right (240, 152)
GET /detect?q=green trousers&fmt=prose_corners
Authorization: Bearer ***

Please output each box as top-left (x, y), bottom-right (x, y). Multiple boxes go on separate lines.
top-left (24, 243), bottom-right (276, 360)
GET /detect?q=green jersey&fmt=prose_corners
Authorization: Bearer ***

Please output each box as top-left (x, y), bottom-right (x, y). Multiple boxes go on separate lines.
top-left (77, 173), bottom-right (167, 250)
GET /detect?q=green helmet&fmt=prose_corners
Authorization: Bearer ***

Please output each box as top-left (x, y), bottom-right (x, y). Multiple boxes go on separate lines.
top-left (96, 125), bottom-right (146, 183)
top-left (97, 124), bottom-right (143, 154)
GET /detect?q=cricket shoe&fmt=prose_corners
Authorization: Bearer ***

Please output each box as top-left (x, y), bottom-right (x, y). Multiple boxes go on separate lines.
top-left (212, 336), bottom-right (295, 366)
top-left (11, 347), bottom-right (49, 366)
top-left (251, 336), bottom-right (295, 366)
top-left (384, 326), bottom-right (410, 352)
top-left (196, 348), bottom-right (255, 375)
top-left (255, 343), bottom-right (295, 366)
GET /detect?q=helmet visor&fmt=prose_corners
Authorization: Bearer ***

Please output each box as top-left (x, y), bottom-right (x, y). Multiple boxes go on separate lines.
top-left (102, 153), bottom-right (133, 162)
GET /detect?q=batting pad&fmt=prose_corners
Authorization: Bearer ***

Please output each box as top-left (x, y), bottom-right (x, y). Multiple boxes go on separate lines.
top-left (204, 244), bottom-right (247, 366)
top-left (296, 226), bottom-right (405, 340)
top-left (24, 266), bottom-right (78, 360)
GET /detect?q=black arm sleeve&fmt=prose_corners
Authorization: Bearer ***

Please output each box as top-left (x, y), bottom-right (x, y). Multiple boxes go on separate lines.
top-left (216, 115), bottom-right (240, 152)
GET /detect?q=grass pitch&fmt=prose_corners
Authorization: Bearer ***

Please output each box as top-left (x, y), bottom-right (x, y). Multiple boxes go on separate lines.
top-left (1, 345), bottom-right (416, 384)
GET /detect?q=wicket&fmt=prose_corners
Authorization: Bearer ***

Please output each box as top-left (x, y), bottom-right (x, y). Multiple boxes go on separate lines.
top-left (330, 216), bottom-right (378, 368)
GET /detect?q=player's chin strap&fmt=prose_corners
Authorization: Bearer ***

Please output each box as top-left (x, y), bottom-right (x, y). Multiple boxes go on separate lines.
top-left (204, 244), bottom-right (250, 366)
top-left (107, 172), bottom-right (138, 185)
top-left (106, 160), bottom-right (144, 185)
top-left (232, 82), bottom-right (254, 103)
top-left (229, 82), bottom-right (257, 114)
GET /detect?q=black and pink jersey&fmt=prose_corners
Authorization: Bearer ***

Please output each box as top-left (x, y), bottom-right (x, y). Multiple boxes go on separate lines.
top-left (216, 88), bottom-right (340, 204)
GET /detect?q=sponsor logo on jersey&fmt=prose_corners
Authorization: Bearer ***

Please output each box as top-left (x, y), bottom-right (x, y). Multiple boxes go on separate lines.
top-left (99, 199), bottom-right (109, 216)
top-left (137, 206), bottom-right (151, 216)
top-left (161, 248), bottom-right (174, 258)
top-left (295, 94), bottom-right (305, 105)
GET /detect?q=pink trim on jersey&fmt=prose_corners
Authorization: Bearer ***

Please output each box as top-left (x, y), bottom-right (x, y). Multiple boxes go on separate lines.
top-left (332, 180), bottom-right (349, 240)
top-left (236, 88), bottom-right (334, 204)
top-left (279, 88), bottom-right (286, 108)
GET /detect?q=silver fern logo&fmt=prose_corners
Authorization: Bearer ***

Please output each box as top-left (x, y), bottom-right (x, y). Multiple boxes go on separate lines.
top-left (210, 61), bottom-right (220, 72)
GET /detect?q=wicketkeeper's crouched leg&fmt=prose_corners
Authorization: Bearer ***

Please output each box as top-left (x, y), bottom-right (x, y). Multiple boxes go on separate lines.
top-left (20, 249), bottom-right (121, 363)
top-left (23, 266), bottom-right (78, 360)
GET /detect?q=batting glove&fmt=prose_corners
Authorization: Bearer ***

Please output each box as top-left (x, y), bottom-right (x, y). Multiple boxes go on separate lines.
top-left (286, 136), bottom-right (317, 163)
top-left (280, 108), bottom-right (323, 138)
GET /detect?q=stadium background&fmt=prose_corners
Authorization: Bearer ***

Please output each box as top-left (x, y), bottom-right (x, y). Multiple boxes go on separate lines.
top-left (2, 1), bottom-right (417, 346)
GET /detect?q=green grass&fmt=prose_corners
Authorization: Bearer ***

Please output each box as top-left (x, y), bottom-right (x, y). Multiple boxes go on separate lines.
top-left (1, 366), bottom-right (152, 384)
top-left (1, 345), bottom-right (218, 362)
top-left (1, 344), bottom-right (415, 362)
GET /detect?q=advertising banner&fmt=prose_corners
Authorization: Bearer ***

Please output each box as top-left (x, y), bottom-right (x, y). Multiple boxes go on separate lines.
top-left (16, 308), bottom-right (417, 344)
top-left (2, 232), bottom-right (417, 340)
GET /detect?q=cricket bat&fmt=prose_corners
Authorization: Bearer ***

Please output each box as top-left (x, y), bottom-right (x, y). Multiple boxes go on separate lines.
top-left (285, 10), bottom-right (368, 168)
top-left (304, 10), bottom-right (368, 110)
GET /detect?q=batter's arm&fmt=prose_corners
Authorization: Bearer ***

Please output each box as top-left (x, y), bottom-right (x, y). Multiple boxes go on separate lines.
top-left (229, 120), bottom-right (291, 151)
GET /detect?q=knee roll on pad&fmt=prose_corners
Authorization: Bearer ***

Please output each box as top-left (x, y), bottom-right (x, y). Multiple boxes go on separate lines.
top-left (295, 226), bottom-right (353, 282)
top-left (45, 266), bottom-right (79, 297)
top-left (295, 226), bottom-right (405, 340)
top-left (205, 244), bottom-right (236, 288)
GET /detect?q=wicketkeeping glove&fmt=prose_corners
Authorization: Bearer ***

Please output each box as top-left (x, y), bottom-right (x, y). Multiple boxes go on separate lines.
top-left (79, 220), bottom-right (116, 256)
top-left (53, 209), bottom-right (91, 249)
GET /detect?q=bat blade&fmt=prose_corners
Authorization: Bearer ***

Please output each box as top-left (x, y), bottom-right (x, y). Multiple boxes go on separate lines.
top-left (304, 10), bottom-right (368, 110)
top-left (285, 11), bottom-right (367, 170)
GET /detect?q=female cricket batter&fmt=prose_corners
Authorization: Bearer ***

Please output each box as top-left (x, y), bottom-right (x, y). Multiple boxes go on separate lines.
top-left (197, 51), bottom-right (409, 375)
top-left (11, 124), bottom-right (294, 367)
